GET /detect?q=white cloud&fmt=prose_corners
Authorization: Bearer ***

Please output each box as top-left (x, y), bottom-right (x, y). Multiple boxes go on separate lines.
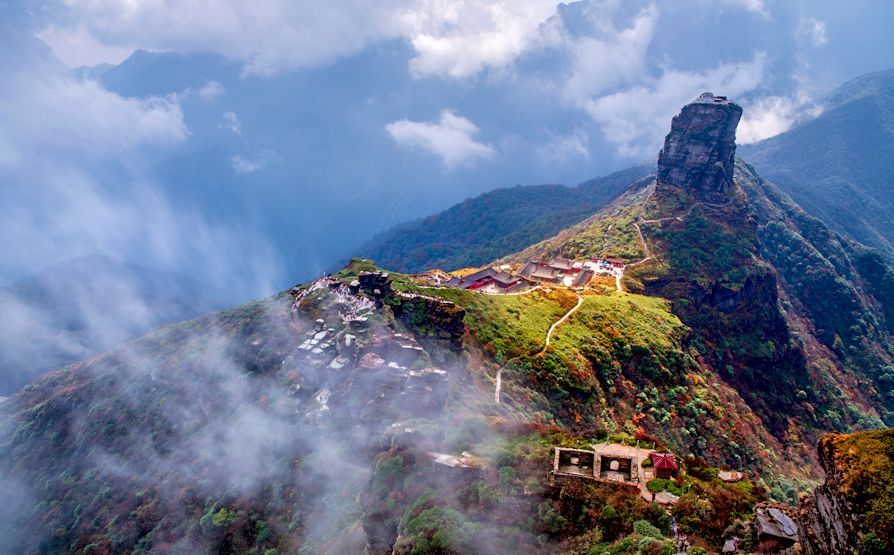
top-left (39, 1), bottom-right (564, 79)
top-left (39, 1), bottom-right (412, 76)
top-left (401, 0), bottom-right (559, 78)
top-left (232, 154), bottom-right (263, 174)
top-left (0, 34), bottom-right (279, 296)
top-left (561, 4), bottom-right (658, 104)
top-left (0, 62), bottom-right (186, 169)
top-left (582, 53), bottom-right (766, 157)
top-left (386, 110), bottom-right (495, 168)
top-left (36, 23), bottom-right (135, 67)
top-left (220, 111), bottom-right (242, 135)
top-left (539, 129), bottom-right (590, 162)
top-left (723, 0), bottom-right (770, 19)
top-left (738, 88), bottom-right (823, 143)
top-left (738, 96), bottom-right (798, 143)
top-left (197, 81), bottom-right (225, 100)
top-left (801, 17), bottom-right (828, 47)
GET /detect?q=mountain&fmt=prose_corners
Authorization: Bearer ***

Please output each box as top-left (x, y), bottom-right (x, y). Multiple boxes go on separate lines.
top-left (358, 165), bottom-right (651, 274)
top-left (740, 69), bottom-right (894, 259)
top-left (362, 69), bottom-right (894, 275)
top-left (504, 92), bottom-right (894, 473)
top-left (3, 94), bottom-right (894, 554)
top-left (0, 255), bottom-right (233, 394)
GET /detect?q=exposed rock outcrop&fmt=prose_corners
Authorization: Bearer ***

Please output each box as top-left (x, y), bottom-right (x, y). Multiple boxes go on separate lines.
top-left (799, 430), bottom-right (893, 555)
top-left (657, 92), bottom-right (743, 202)
top-left (392, 292), bottom-right (466, 352)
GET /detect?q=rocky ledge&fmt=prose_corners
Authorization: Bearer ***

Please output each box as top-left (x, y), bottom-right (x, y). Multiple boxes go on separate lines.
top-left (799, 428), bottom-right (894, 554)
top-left (657, 92), bottom-right (743, 203)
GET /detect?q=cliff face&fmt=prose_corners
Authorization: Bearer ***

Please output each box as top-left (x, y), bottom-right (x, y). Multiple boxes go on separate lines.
top-left (800, 437), bottom-right (861, 554)
top-left (657, 92), bottom-right (743, 203)
top-left (800, 429), bottom-right (894, 555)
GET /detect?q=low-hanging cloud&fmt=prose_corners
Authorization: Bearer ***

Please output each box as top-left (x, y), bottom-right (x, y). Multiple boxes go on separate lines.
top-left (0, 64), bottom-right (186, 169)
top-left (386, 110), bottom-right (496, 168)
top-left (582, 53), bottom-right (767, 157)
top-left (0, 22), bottom-right (285, 394)
top-left (738, 92), bottom-right (823, 144)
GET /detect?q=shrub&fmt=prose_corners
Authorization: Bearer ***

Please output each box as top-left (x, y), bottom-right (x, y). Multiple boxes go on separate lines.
top-left (633, 519), bottom-right (664, 539)
top-left (396, 506), bottom-right (478, 555)
top-left (535, 501), bottom-right (568, 535)
top-left (647, 479), bottom-right (666, 493)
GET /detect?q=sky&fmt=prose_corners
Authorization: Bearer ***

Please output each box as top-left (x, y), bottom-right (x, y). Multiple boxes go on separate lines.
top-left (1, 0), bottom-right (893, 294)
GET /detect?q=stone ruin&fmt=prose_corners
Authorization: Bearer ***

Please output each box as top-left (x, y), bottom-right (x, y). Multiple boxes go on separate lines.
top-left (549, 447), bottom-right (638, 486)
top-left (285, 277), bottom-right (451, 428)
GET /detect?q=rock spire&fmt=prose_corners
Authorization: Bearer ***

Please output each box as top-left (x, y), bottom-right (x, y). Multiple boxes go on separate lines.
top-left (657, 92), bottom-right (743, 202)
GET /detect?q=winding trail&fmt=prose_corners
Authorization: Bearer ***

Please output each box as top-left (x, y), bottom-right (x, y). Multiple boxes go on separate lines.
top-left (540, 294), bottom-right (584, 355)
top-left (630, 197), bottom-right (734, 267)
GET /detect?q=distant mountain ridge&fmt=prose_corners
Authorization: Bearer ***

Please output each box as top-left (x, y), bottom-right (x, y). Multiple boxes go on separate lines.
top-left (359, 164), bottom-right (651, 273)
top-left (740, 69), bottom-right (894, 258)
top-left (363, 69), bottom-right (894, 272)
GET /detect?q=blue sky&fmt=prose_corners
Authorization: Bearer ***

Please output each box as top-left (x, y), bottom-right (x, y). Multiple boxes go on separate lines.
top-left (1, 0), bottom-right (893, 295)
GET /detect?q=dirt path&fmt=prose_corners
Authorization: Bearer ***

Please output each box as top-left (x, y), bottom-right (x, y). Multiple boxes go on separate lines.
top-left (631, 198), bottom-right (733, 267)
top-left (630, 222), bottom-right (654, 267)
top-left (540, 295), bottom-right (584, 354)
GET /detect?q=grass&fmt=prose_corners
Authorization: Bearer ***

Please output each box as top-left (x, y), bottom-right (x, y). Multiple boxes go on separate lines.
top-left (398, 284), bottom-right (579, 359)
top-left (550, 293), bottom-right (687, 355)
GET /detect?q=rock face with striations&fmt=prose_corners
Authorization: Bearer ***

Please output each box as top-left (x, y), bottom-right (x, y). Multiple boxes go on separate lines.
top-left (657, 92), bottom-right (743, 202)
top-left (799, 429), bottom-right (894, 554)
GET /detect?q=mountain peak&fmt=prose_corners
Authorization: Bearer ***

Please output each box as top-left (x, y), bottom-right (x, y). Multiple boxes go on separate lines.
top-left (657, 92), bottom-right (743, 202)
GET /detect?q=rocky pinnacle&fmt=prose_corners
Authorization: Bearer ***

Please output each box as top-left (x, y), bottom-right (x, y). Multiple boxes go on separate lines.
top-left (657, 92), bottom-right (743, 202)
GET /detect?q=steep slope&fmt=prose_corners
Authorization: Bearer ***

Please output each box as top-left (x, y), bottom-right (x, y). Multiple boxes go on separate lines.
top-left (5, 93), bottom-right (894, 555)
top-left (507, 93), bottom-right (894, 478)
top-left (740, 69), bottom-right (894, 258)
top-left (0, 255), bottom-right (233, 394)
top-left (0, 263), bottom-right (741, 554)
top-left (358, 165), bottom-right (651, 273)
top-left (800, 427), bottom-right (894, 554)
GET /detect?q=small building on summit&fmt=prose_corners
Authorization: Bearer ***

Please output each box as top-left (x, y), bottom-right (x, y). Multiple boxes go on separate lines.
top-left (650, 452), bottom-right (679, 479)
top-left (599, 453), bottom-right (636, 483)
top-left (551, 445), bottom-right (641, 487)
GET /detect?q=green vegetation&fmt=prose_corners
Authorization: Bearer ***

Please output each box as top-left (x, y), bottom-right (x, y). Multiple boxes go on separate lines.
top-left (412, 285), bottom-right (578, 358)
top-left (394, 505), bottom-right (480, 554)
top-left (359, 165), bottom-right (651, 273)
top-left (740, 69), bottom-right (894, 260)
